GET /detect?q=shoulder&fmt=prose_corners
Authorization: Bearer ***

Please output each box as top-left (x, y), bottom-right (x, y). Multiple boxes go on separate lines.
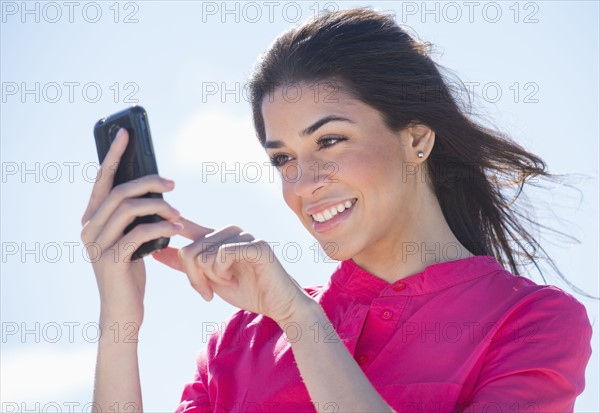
top-left (464, 260), bottom-right (588, 315)
top-left (486, 267), bottom-right (591, 323)
top-left (464, 272), bottom-right (594, 403)
top-left (506, 283), bottom-right (592, 338)
top-left (476, 268), bottom-right (593, 354)
top-left (451, 261), bottom-right (594, 351)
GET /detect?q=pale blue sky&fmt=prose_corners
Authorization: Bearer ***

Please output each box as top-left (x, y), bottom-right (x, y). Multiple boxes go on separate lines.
top-left (1, 1), bottom-right (598, 411)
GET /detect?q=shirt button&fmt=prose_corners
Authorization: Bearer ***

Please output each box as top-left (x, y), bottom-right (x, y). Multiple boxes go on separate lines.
top-left (356, 355), bottom-right (369, 365)
top-left (393, 282), bottom-right (406, 291)
top-left (381, 310), bottom-right (393, 320)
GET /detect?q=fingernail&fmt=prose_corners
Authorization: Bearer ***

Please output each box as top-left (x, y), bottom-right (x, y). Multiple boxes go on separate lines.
top-left (172, 221), bottom-right (184, 230)
top-left (162, 178), bottom-right (175, 187)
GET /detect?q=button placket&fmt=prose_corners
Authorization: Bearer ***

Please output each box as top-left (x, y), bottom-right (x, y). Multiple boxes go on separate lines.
top-left (392, 282), bottom-right (406, 291)
top-left (342, 305), bottom-right (369, 355)
top-left (353, 296), bottom-right (408, 371)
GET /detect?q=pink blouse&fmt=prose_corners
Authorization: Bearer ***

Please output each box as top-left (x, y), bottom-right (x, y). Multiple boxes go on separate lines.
top-left (174, 255), bottom-right (593, 412)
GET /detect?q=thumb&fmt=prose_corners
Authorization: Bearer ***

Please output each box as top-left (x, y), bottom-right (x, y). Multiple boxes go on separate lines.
top-left (152, 246), bottom-right (184, 272)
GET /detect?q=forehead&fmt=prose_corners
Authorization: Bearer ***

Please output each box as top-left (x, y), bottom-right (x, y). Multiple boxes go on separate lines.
top-left (261, 82), bottom-right (364, 139)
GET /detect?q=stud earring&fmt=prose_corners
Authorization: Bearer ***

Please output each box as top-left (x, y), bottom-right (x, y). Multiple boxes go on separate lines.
top-left (418, 151), bottom-right (424, 158)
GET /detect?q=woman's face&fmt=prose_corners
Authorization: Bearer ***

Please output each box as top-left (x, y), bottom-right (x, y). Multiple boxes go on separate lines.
top-left (261, 82), bottom-right (425, 262)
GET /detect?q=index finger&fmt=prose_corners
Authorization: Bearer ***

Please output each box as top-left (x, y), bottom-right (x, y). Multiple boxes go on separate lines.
top-left (81, 128), bottom-right (128, 225)
top-left (177, 216), bottom-right (215, 240)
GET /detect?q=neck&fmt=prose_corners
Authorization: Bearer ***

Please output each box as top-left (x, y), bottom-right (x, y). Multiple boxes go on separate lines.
top-left (352, 184), bottom-right (474, 284)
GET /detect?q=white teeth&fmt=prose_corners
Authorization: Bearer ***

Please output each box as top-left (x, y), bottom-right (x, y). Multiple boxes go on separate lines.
top-left (311, 200), bottom-right (355, 223)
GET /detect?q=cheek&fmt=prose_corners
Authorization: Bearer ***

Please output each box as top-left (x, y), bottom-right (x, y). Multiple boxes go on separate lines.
top-left (281, 181), bottom-right (301, 215)
top-left (363, 143), bottom-right (406, 182)
top-left (336, 147), bottom-right (390, 184)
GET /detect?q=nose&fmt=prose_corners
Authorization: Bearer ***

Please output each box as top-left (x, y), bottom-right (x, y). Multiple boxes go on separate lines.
top-left (284, 159), bottom-right (328, 198)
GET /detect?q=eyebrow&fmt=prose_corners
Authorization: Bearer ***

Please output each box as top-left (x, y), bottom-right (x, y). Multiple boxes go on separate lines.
top-left (264, 115), bottom-right (354, 149)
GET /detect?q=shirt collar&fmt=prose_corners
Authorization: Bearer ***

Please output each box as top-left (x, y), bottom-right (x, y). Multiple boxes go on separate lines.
top-left (329, 255), bottom-right (503, 301)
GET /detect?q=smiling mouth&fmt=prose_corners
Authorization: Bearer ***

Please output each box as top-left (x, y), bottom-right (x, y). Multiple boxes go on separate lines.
top-left (311, 199), bottom-right (357, 223)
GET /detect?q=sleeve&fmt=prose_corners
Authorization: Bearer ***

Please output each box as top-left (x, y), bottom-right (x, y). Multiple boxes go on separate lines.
top-left (458, 287), bottom-right (593, 413)
top-left (173, 309), bottom-right (250, 413)
top-left (173, 345), bottom-right (213, 413)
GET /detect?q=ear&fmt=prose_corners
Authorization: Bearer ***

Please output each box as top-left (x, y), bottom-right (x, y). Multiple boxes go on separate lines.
top-left (407, 124), bottom-right (435, 161)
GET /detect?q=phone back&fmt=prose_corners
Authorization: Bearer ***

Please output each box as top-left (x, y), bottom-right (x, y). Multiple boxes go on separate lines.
top-left (93, 105), bottom-right (158, 186)
top-left (92, 105), bottom-right (169, 260)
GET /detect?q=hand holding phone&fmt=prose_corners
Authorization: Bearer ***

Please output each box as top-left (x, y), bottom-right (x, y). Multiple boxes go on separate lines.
top-left (93, 105), bottom-right (170, 260)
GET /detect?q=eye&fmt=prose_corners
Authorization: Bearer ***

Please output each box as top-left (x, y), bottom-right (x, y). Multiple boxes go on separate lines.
top-left (268, 136), bottom-right (347, 168)
top-left (316, 135), bottom-right (346, 148)
top-left (268, 153), bottom-right (292, 168)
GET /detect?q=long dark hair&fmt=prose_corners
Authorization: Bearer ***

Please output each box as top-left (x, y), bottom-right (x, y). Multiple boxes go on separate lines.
top-left (247, 7), bottom-right (596, 299)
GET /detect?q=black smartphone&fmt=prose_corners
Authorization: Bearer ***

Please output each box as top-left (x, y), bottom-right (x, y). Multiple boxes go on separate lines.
top-left (93, 105), bottom-right (169, 260)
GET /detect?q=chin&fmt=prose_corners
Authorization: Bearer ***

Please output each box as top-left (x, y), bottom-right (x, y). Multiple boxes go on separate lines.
top-left (315, 239), bottom-right (357, 262)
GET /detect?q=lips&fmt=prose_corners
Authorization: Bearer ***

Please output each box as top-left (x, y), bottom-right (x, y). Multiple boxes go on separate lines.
top-left (306, 198), bottom-right (357, 218)
top-left (311, 198), bottom-right (357, 233)
top-left (311, 199), bottom-right (355, 223)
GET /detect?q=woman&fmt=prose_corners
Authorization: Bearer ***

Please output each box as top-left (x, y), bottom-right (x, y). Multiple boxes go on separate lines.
top-left (82, 8), bottom-right (593, 413)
